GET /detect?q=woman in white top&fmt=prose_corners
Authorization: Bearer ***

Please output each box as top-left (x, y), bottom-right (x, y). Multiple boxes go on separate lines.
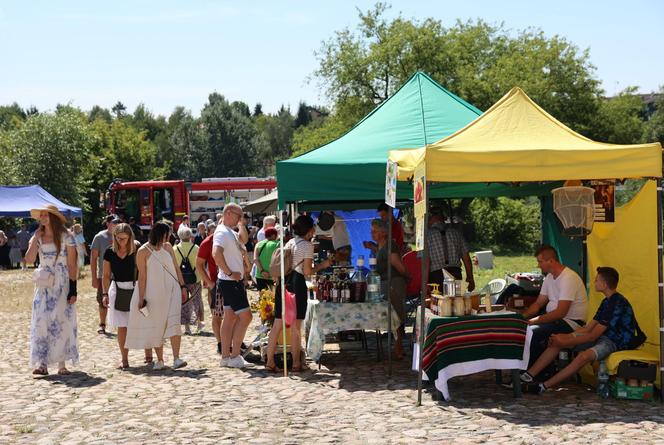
top-left (125, 221), bottom-right (188, 370)
top-left (264, 215), bottom-right (333, 373)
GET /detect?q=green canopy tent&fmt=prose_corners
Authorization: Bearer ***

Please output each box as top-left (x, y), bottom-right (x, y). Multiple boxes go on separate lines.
top-left (276, 71), bottom-right (482, 209)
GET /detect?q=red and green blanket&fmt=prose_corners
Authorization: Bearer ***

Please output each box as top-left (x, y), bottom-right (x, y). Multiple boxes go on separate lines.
top-left (421, 313), bottom-right (528, 381)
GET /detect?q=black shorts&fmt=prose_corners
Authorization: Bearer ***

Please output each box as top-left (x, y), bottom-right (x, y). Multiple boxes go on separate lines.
top-left (217, 279), bottom-right (250, 314)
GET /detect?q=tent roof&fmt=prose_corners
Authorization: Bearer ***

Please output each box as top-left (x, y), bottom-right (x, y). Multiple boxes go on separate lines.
top-left (389, 87), bottom-right (663, 182)
top-left (276, 72), bottom-right (482, 207)
top-left (242, 190), bottom-right (278, 214)
top-left (0, 185), bottom-right (82, 218)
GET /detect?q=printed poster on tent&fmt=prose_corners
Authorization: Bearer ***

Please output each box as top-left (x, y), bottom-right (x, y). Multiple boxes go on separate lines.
top-left (385, 160), bottom-right (398, 208)
top-left (413, 161), bottom-right (426, 219)
top-left (415, 217), bottom-right (425, 251)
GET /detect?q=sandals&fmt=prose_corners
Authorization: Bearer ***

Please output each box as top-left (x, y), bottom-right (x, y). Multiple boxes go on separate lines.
top-left (57, 368), bottom-right (71, 375)
top-left (117, 361), bottom-right (130, 370)
top-left (32, 367), bottom-right (48, 376)
top-left (97, 324), bottom-right (106, 334)
top-left (264, 364), bottom-right (281, 374)
top-left (291, 364), bottom-right (305, 373)
top-left (144, 356), bottom-right (154, 364)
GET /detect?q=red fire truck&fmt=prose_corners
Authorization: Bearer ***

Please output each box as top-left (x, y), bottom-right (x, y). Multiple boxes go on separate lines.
top-left (103, 177), bottom-right (276, 231)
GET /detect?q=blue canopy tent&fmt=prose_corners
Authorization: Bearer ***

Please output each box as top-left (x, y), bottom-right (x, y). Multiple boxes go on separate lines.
top-left (0, 185), bottom-right (82, 218)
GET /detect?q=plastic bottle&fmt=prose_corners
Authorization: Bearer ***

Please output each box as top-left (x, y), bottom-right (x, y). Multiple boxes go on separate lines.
top-left (351, 255), bottom-right (367, 302)
top-left (366, 254), bottom-right (381, 302)
top-left (597, 360), bottom-right (610, 399)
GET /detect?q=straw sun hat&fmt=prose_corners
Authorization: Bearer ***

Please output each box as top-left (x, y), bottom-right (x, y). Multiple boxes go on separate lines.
top-left (30, 204), bottom-right (67, 224)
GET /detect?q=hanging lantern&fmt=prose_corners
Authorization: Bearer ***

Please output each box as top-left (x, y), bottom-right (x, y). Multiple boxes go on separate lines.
top-left (552, 186), bottom-right (595, 237)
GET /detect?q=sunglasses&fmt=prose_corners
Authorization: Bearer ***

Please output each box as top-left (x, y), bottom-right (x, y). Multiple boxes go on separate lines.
top-left (116, 236), bottom-right (130, 241)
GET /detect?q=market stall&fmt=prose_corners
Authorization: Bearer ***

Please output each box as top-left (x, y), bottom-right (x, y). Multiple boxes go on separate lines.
top-left (388, 87), bottom-right (663, 403)
top-left (413, 307), bottom-right (533, 400)
top-left (275, 72), bottom-right (484, 375)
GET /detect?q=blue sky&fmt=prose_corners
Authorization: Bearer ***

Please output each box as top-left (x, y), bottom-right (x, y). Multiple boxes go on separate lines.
top-left (1, 1), bottom-right (662, 116)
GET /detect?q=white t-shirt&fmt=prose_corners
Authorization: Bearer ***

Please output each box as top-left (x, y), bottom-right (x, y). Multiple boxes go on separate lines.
top-left (541, 267), bottom-right (588, 322)
top-left (290, 237), bottom-right (314, 275)
top-left (256, 228), bottom-right (266, 242)
top-left (316, 217), bottom-right (351, 250)
top-left (213, 224), bottom-right (245, 280)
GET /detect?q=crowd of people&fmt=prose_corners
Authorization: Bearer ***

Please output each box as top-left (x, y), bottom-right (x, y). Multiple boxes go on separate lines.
top-left (16, 201), bottom-right (644, 396)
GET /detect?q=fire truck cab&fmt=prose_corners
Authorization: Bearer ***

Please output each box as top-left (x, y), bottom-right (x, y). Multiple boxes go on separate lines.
top-left (105, 179), bottom-right (189, 231)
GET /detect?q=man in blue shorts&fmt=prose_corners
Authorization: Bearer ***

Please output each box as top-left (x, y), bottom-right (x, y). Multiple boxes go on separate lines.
top-left (521, 266), bottom-right (639, 393)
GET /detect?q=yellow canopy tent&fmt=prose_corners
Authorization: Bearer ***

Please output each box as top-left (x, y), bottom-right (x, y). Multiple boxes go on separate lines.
top-left (390, 87), bottom-right (661, 182)
top-left (390, 87), bottom-right (664, 401)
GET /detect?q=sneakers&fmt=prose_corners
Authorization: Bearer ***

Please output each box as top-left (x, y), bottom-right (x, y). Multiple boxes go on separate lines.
top-left (196, 322), bottom-right (205, 334)
top-left (220, 356), bottom-right (231, 367)
top-left (226, 355), bottom-right (255, 369)
top-left (522, 382), bottom-right (547, 395)
top-left (184, 325), bottom-right (192, 335)
top-left (520, 371), bottom-right (534, 383)
top-left (173, 358), bottom-right (187, 369)
top-left (152, 361), bottom-right (165, 371)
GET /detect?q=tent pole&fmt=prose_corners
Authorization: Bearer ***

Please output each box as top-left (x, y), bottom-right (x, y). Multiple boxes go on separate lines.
top-left (657, 178), bottom-right (664, 401)
top-left (416, 184), bottom-right (429, 406)
top-left (387, 206), bottom-right (393, 377)
top-left (279, 209), bottom-right (288, 377)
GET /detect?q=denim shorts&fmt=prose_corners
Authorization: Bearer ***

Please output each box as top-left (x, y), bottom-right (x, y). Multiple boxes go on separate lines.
top-left (576, 336), bottom-right (618, 361)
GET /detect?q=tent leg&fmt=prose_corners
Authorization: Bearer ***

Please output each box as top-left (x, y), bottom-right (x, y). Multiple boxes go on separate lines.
top-left (417, 184), bottom-right (429, 406)
top-left (657, 179), bottom-right (664, 402)
top-left (387, 207), bottom-right (393, 378)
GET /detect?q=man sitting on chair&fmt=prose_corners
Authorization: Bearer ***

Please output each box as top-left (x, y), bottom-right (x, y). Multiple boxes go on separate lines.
top-left (522, 267), bottom-right (638, 393)
top-left (521, 245), bottom-right (588, 371)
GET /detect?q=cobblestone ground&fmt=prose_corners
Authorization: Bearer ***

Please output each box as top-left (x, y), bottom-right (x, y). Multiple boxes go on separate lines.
top-left (1, 267), bottom-right (664, 444)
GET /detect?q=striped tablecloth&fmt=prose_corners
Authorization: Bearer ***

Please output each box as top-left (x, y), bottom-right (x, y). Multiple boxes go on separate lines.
top-left (413, 307), bottom-right (533, 400)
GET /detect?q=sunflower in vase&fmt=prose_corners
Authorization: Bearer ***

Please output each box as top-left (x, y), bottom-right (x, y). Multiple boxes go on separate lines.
top-left (258, 287), bottom-right (275, 326)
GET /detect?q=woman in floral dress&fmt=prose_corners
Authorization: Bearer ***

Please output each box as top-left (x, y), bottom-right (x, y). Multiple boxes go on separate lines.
top-left (25, 205), bottom-right (79, 375)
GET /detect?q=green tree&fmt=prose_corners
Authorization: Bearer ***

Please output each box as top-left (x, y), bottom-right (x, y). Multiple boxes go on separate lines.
top-left (111, 101), bottom-right (127, 119)
top-left (88, 105), bottom-right (113, 124)
top-left (469, 197), bottom-right (540, 254)
top-left (312, 3), bottom-right (605, 141)
top-left (592, 87), bottom-right (646, 144)
top-left (253, 103), bottom-right (264, 117)
top-left (166, 110), bottom-right (209, 179)
top-left (126, 104), bottom-right (167, 142)
top-left (643, 86), bottom-right (664, 145)
top-left (0, 103), bottom-right (27, 130)
top-left (201, 93), bottom-right (260, 177)
top-left (8, 108), bottom-right (94, 208)
top-left (295, 102), bottom-right (312, 128)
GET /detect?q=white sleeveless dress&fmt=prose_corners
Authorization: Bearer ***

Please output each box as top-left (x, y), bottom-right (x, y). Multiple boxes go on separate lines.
top-left (125, 246), bottom-right (182, 349)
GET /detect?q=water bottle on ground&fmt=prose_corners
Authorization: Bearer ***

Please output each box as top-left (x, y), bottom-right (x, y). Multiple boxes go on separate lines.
top-left (597, 360), bottom-right (610, 399)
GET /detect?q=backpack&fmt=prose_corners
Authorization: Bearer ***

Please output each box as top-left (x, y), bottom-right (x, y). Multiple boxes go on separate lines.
top-left (177, 244), bottom-right (197, 285)
top-left (627, 317), bottom-right (647, 350)
top-left (269, 239), bottom-right (304, 281)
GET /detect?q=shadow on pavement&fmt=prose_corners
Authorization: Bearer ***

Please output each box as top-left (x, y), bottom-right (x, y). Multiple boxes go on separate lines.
top-left (39, 371), bottom-right (106, 388)
top-left (122, 365), bottom-right (211, 379)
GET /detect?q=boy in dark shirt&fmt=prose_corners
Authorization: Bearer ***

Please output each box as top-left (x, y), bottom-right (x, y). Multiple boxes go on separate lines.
top-left (521, 266), bottom-right (637, 393)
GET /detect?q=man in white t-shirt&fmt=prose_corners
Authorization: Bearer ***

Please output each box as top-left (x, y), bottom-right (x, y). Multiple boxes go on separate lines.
top-left (256, 215), bottom-right (276, 242)
top-left (522, 245), bottom-right (588, 369)
top-left (315, 212), bottom-right (351, 264)
top-left (212, 203), bottom-right (254, 369)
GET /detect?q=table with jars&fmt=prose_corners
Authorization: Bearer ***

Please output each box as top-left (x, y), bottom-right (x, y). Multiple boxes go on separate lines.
top-left (304, 257), bottom-right (401, 364)
top-left (411, 281), bottom-right (535, 401)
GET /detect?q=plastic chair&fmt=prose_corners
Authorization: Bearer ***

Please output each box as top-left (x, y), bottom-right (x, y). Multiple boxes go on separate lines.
top-left (402, 251), bottom-right (422, 327)
top-left (479, 278), bottom-right (507, 304)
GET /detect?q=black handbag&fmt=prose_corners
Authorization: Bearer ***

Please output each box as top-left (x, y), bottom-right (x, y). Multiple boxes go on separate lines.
top-left (114, 254), bottom-right (136, 312)
top-left (114, 286), bottom-right (134, 312)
